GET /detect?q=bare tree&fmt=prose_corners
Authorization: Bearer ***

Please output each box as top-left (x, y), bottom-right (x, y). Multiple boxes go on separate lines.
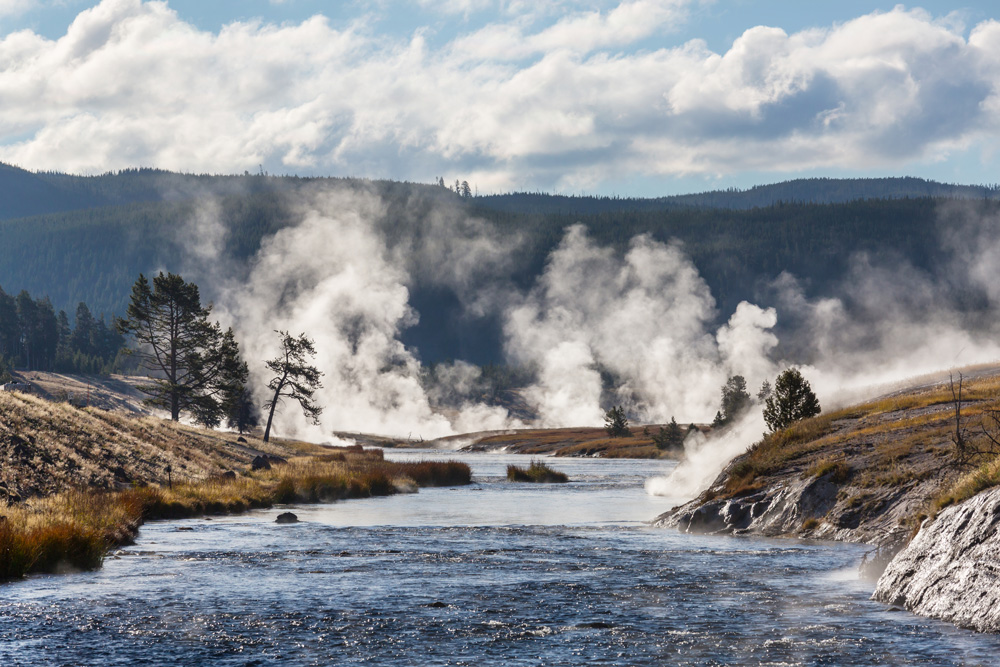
top-left (262, 331), bottom-right (323, 443)
top-left (949, 372), bottom-right (969, 460)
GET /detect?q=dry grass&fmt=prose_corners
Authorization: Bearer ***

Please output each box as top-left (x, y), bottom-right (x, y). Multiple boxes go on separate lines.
top-left (0, 449), bottom-right (471, 582)
top-left (807, 457), bottom-right (852, 484)
top-left (506, 459), bottom-right (569, 483)
top-left (719, 374), bottom-right (1000, 500)
top-left (931, 455), bottom-right (1000, 515)
top-left (0, 391), bottom-right (325, 501)
top-left (460, 426), bottom-right (680, 459)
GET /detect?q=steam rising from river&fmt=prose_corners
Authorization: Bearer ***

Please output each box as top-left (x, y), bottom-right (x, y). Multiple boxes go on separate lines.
top-left (184, 187), bottom-right (1000, 499)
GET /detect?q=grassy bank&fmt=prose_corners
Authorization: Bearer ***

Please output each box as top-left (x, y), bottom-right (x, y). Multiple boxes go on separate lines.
top-left (0, 448), bottom-right (470, 582)
top-left (507, 460), bottom-right (569, 483)
top-left (717, 375), bottom-right (1000, 501)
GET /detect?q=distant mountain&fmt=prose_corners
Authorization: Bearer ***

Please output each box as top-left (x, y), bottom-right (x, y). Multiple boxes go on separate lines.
top-left (475, 177), bottom-right (1000, 215)
top-left (2, 165), bottom-right (997, 221)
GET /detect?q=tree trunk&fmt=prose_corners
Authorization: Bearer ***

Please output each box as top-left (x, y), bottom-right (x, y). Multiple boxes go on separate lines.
top-left (263, 382), bottom-right (283, 443)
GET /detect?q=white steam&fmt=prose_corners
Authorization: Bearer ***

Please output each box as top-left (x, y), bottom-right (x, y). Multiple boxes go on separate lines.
top-left (504, 225), bottom-right (779, 426)
top-left (170, 187), bottom-right (1000, 502)
top-left (227, 187), bottom-right (515, 440)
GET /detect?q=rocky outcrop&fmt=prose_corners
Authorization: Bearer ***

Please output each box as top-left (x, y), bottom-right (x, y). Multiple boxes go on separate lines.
top-left (654, 461), bottom-right (920, 548)
top-left (657, 474), bottom-right (839, 536)
top-left (873, 487), bottom-right (1000, 633)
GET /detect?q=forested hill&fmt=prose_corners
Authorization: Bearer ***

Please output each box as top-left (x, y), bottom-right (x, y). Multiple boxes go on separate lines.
top-left (2, 166), bottom-right (999, 365)
top-left (475, 177), bottom-right (1000, 215)
top-left (1, 163), bottom-right (997, 221)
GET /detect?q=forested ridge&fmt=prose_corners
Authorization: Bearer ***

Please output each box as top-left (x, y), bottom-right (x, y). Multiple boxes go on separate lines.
top-left (0, 165), bottom-right (994, 364)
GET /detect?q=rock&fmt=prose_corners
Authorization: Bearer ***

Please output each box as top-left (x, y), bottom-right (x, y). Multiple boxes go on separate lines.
top-left (266, 455), bottom-right (288, 466)
top-left (275, 512), bottom-right (298, 524)
top-left (873, 486), bottom-right (1000, 633)
top-left (251, 455), bottom-right (271, 471)
top-left (236, 436), bottom-right (247, 443)
top-left (220, 471), bottom-right (237, 479)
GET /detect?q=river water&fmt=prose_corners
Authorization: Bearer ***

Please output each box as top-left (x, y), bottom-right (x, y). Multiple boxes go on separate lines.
top-left (2, 450), bottom-right (998, 665)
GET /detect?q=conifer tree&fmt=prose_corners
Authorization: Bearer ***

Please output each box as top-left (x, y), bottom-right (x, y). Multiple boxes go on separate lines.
top-left (262, 331), bottom-right (323, 443)
top-left (117, 272), bottom-right (244, 422)
top-left (763, 368), bottom-right (821, 433)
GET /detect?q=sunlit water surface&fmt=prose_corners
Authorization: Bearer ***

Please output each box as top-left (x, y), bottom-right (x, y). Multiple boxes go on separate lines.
top-left (2, 450), bottom-right (998, 665)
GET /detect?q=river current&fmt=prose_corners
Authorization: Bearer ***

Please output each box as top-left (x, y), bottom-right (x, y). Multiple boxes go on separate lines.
top-left (2, 450), bottom-right (998, 665)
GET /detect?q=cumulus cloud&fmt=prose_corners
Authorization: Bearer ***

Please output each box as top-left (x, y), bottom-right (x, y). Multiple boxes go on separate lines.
top-left (0, 1), bottom-right (997, 189)
top-left (0, 0), bottom-right (38, 18)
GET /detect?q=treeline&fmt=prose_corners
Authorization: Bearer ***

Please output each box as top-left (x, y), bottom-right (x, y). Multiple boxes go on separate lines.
top-left (476, 176), bottom-right (1000, 215)
top-left (0, 284), bottom-right (127, 378)
top-left (3, 172), bottom-right (999, 366)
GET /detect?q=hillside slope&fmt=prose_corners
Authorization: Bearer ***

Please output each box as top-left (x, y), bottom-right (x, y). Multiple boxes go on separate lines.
top-left (0, 390), bottom-right (322, 502)
top-left (655, 368), bottom-right (1000, 549)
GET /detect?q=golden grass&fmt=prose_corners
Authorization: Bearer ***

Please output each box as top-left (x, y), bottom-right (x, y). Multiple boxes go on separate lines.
top-left (506, 459), bottom-right (569, 483)
top-left (718, 374), bottom-right (1000, 500)
top-left (807, 457), bottom-right (852, 484)
top-left (931, 455), bottom-right (1000, 515)
top-left (472, 426), bottom-right (671, 459)
top-left (0, 450), bottom-right (471, 582)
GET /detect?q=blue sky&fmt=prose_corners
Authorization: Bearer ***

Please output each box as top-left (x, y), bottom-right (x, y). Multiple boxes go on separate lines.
top-left (1, 0), bottom-right (999, 196)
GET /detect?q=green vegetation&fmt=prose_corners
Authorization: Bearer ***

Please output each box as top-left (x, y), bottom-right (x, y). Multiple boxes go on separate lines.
top-left (117, 272), bottom-right (247, 424)
top-left (0, 283), bottom-right (127, 376)
top-left (3, 169), bottom-right (996, 367)
top-left (713, 375), bottom-right (751, 428)
top-left (763, 368), bottom-right (821, 433)
top-left (711, 372), bottom-right (1000, 539)
top-left (262, 331), bottom-right (323, 443)
top-left (604, 405), bottom-right (631, 438)
top-left (0, 448), bottom-right (471, 582)
top-left (506, 460), bottom-right (569, 483)
top-left (651, 418), bottom-right (685, 451)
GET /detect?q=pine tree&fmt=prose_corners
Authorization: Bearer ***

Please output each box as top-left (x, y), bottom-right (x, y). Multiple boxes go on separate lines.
top-left (715, 375), bottom-right (751, 427)
top-left (604, 405), bottom-right (631, 438)
top-left (116, 272), bottom-right (244, 422)
top-left (262, 330), bottom-right (323, 443)
top-left (763, 368), bottom-right (821, 433)
top-left (652, 417), bottom-right (685, 450)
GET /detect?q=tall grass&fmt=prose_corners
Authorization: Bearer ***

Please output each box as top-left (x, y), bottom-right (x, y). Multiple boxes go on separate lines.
top-left (507, 460), bottom-right (569, 483)
top-left (0, 451), bottom-right (471, 582)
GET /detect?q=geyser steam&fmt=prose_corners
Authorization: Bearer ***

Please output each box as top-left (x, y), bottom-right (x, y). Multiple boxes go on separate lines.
top-left (179, 188), bottom-right (1000, 500)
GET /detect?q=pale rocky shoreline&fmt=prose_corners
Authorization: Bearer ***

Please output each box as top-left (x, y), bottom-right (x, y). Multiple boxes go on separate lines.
top-left (654, 459), bottom-right (1000, 633)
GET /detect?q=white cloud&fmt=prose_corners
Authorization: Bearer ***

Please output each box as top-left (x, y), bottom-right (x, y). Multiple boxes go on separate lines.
top-left (0, 1), bottom-right (998, 189)
top-left (0, 0), bottom-right (37, 18)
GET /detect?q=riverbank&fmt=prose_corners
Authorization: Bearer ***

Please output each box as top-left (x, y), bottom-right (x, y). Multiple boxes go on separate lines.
top-left (653, 368), bottom-right (1000, 631)
top-left (0, 390), bottom-right (471, 581)
top-left (1, 447), bottom-right (471, 581)
top-left (656, 372), bottom-right (1000, 545)
top-left (415, 425), bottom-right (695, 458)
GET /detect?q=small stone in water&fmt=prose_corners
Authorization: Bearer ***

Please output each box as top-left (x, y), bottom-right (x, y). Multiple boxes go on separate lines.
top-left (276, 512), bottom-right (299, 524)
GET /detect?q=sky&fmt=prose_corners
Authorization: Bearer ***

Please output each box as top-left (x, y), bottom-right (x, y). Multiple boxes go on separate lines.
top-left (1, 0), bottom-right (999, 196)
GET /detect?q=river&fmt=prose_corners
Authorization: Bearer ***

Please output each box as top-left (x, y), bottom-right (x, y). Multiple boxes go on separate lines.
top-left (1, 450), bottom-right (997, 665)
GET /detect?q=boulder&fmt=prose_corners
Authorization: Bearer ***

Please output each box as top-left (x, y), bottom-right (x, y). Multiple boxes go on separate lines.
top-left (873, 486), bottom-right (1000, 632)
top-left (275, 512), bottom-right (298, 524)
top-left (251, 455), bottom-right (271, 471)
